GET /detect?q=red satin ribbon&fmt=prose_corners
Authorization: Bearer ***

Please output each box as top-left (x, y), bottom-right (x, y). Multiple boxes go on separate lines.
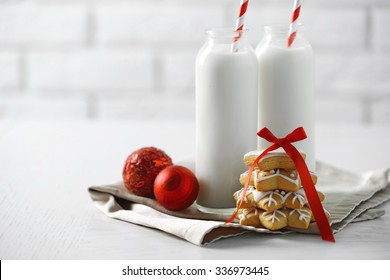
top-left (226, 127), bottom-right (335, 243)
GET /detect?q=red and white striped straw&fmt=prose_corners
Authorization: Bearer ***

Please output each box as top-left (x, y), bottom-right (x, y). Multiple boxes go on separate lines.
top-left (235, 0), bottom-right (249, 32)
top-left (232, 0), bottom-right (249, 51)
top-left (287, 0), bottom-right (302, 47)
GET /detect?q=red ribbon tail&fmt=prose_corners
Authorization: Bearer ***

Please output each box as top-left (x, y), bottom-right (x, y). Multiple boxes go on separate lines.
top-left (225, 144), bottom-right (279, 224)
top-left (283, 142), bottom-right (335, 243)
top-left (225, 209), bottom-right (239, 224)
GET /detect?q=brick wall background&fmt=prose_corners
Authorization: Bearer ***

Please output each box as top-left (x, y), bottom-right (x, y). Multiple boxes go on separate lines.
top-left (0, 0), bottom-right (389, 124)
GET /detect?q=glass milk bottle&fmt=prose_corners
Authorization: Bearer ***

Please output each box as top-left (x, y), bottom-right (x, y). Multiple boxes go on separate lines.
top-left (195, 28), bottom-right (258, 214)
top-left (256, 24), bottom-right (315, 171)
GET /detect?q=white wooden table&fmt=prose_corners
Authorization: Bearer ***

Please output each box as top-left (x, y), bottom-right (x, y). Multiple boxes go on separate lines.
top-left (0, 119), bottom-right (389, 259)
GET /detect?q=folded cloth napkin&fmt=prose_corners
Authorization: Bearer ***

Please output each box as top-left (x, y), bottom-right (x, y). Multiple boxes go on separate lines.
top-left (88, 162), bottom-right (390, 246)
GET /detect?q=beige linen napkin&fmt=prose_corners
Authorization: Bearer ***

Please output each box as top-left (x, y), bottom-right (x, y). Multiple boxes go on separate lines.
top-left (88, 162), bottom-right (390, 246)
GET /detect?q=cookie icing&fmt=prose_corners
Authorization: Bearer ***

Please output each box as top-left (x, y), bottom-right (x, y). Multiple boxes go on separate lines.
top-left (289, 208), bottom-right (311, 222)
top-left (234, 185), bottom-right (284, 206)
top-left (255, 168), bottom-right (300, 185)
top-left (262, 210), bottom-right (286, 223)
top-left (259, 191), bottom-right (284, 207)
top-left (284, 188), bottom-right (307, 205)
top-left (238, 208), bottom-right (258, 222)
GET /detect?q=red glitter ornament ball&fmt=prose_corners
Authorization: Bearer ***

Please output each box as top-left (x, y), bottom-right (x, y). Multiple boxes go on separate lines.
top-left (154, 165), bottom-right (199, 211)
top-left (123, 147), bottom-right (173, 198)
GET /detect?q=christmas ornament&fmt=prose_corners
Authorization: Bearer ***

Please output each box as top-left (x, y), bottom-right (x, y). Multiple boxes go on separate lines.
top-left (123, 147), bottom-right (172, 198)
top-left (154, 165), bottom-right (199, 211)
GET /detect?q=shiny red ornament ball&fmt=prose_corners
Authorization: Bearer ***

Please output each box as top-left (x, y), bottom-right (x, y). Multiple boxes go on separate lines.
top-left (123, 147), bottom-right (173, 198)
top-left (154, 165), bottom-right (199, 211)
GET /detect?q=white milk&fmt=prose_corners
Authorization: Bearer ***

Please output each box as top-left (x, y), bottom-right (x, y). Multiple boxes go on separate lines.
top-left (256, 25), bottom-right (315, 171)
top-left (195, 28), bottom-right (258, 213)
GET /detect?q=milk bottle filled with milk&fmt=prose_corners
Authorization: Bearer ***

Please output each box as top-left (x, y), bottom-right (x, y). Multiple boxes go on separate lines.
top-left (195, 28), bottom-right (258, 214)
top-left (256, 24), bottom-right (315, 171)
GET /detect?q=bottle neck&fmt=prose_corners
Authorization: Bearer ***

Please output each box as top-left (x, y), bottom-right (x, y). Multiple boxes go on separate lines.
top-left (263, 24), bottom-right (308, 48)
top-left (206, 28), bottom-right (252, 52)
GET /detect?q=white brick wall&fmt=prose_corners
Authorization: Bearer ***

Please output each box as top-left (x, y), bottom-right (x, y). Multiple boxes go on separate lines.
top-left (315, 97), bottom-right (364, 124)
top-left (332, 54), bottom-right (390, 92)
top-left (0, 52), bottom-right (19, 89)
top-left (372, 99), bottom-right (390, 123)
top-left (0, 3), bottom-right (86, 46)
top-left (372, 8), bottom-right (390, 50)
top-left (98, 95), bottom-right (195, 120)
top-left (305, 7), bottom-right (367, 50)
top-left (96, 3), bottom-right (226, 45)
top-left (0, 0), bottom-right (389, 124)
top-left (27, 50), bottom-right (154, 91)
top-left (160, 51), bottom-right (196, 93)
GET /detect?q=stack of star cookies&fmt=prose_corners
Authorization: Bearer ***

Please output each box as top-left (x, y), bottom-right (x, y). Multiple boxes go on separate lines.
top-left (233, 148), bottom-right (330, 231)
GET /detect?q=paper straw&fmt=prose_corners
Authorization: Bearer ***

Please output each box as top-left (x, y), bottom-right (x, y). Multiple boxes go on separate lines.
top-left (287, 0), bottom-right (302, 47)
top-left (232, 0), bottom-right (249, 51)
top-left (235, 0), bottom-right (249, 32)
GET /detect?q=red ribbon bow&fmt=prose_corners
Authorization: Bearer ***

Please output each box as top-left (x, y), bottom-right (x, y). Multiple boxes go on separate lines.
top-left (226, 127), bottom-right (335, 242)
